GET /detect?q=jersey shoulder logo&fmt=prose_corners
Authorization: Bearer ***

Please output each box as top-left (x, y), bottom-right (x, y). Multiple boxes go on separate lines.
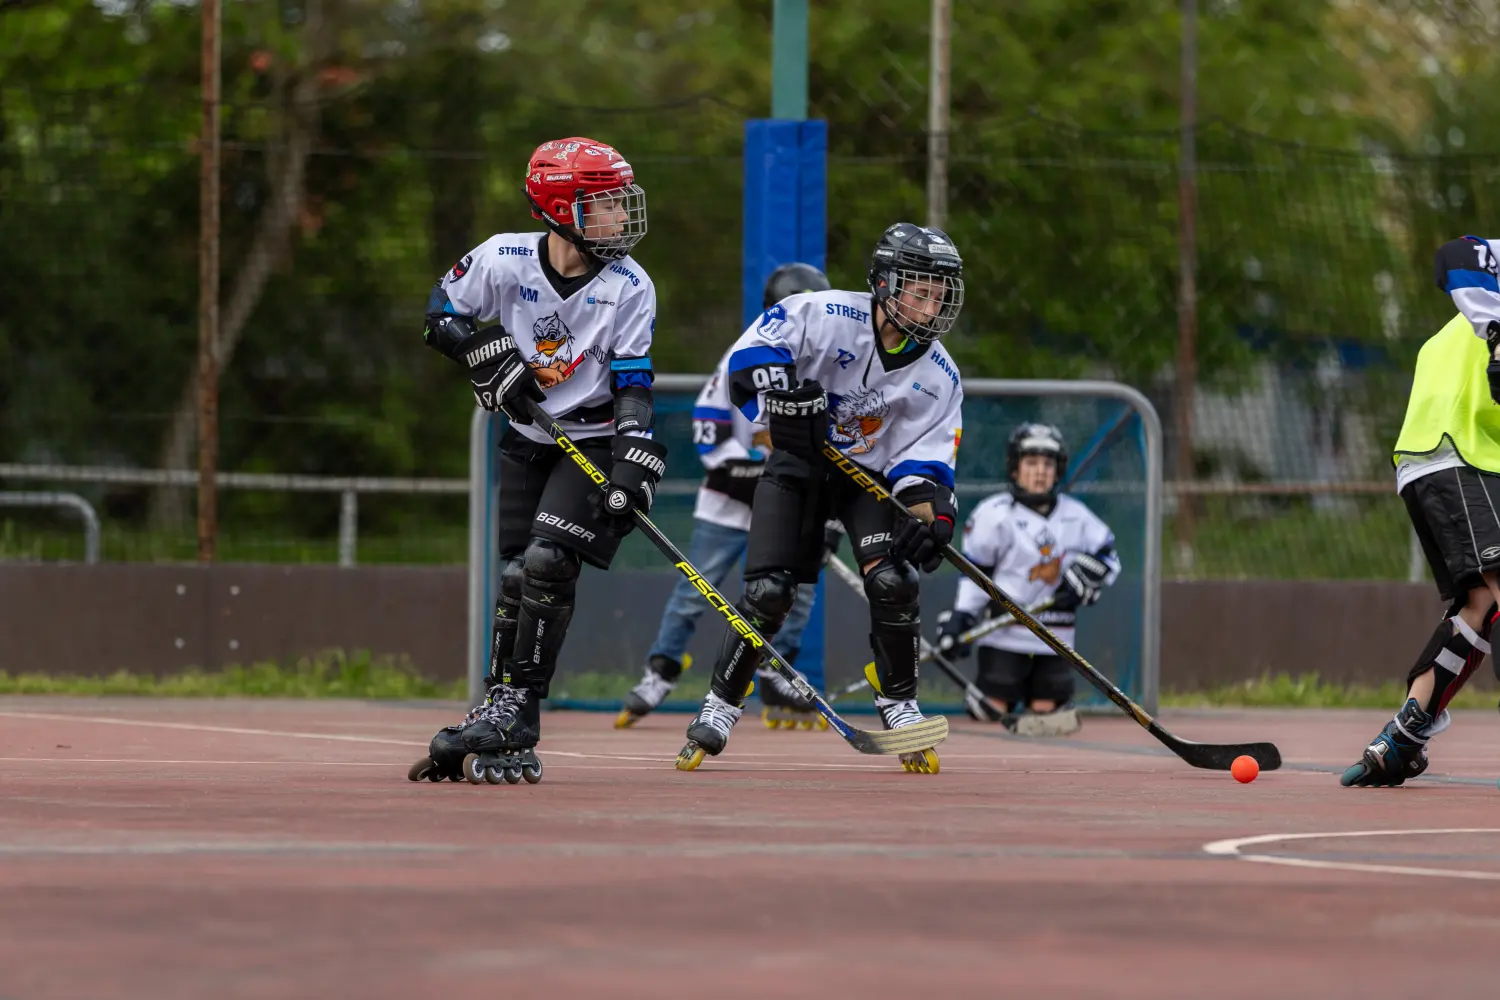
top-left (528, 312), bottom-right (603, 388)
top-left (756, 304), bottom-right (789, 340)
top-left (828, 387), bottom-right (889, 456)
top-left (448, 254), bottom-right (473, 282)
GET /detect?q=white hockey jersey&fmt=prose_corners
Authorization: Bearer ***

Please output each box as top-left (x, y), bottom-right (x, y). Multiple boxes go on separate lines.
top-left (954, 491), bottom-right (1121, 655)
top-left (435, 232), bottom-right (657, 444)
top-left (725, 289), bottom-right (964, 494)
top-left (690, 350), bottom-right (768, 531)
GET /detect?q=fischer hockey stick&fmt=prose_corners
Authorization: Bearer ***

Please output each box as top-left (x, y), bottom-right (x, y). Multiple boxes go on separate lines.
top-left (823, 443), bottom-right (1281, 772)
top-left (524, 397), bottom-right (947, 757)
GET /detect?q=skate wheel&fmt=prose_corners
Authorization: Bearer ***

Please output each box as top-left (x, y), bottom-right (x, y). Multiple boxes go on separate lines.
top-left (815, 716), bottom-right (830, 732)
top-left (761, 710), bottom-right (776, 730)
top-left (483, 766), bottom-right (502, 785)
top-left (522, 761), bottom-right (543, 784)
top-left (503, 767), bottom-right (523, 784)
top-left (407, 757), bottom-right (436, 782)
top-left (614, 709), bottom-right (639, 730)
top-left (796, 718), bottom-right (814, 731)
top-left (462, 753), bottom-right (486, 785)
top-left (675, 745), bottom-right (706, 771)
top-left (900, 748), bottom-right (940, 775)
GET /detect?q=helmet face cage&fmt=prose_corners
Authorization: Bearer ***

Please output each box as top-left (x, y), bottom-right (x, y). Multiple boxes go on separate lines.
top-left (881, 266), bottom-right (965, 344)
top-left (572, 183), bottom-right (648, 261)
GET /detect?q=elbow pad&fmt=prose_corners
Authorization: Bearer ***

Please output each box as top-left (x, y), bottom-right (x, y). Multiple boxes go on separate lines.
top-left (614, 384), bottom-right (655, 435)
top-left (423, 285), bottom-right (476, 359)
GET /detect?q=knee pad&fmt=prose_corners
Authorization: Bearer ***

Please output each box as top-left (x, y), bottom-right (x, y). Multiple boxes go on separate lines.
top-left (523, 538), bottom-right (581, 596)
top-left (1408, 603), bottom-right (1497, 714)
top-left (741, 570), bottom-right (798, 629)
top-left (975, 652), bottom-right (1026, 707)
top-left (863, 557), bottom-right (920, 624)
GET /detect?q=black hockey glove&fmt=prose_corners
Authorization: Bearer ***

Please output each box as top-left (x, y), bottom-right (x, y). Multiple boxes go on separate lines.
top-left (1486, 322), bottom-right (1500, 406)
top-left (1053, 551), bottom-right (1111, 612)
top-left (590, 435), bottom-right (669, 537)
top-left (890, 480), bottom-right (958, 573)
top-left (456, 325), bottom-right (544, 424)
top-left (935, 608), bottom-right (978, 660)
top-left (764, 379), bottom-right (828, 462)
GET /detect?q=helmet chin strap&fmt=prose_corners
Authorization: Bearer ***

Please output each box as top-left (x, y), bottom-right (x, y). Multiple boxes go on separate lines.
top-left (527, 191), bottom-right (602, 266)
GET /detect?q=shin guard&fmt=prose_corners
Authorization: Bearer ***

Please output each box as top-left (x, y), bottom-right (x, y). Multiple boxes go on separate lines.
top-left (1408, 603), bottom-right (1498, 715)
top-left (512, 539), bottom-right (579, 698)
top-left (708, 571), bottom-right (796, 703)
top-left (865, 557), bottom-right (922, 701)
top-left (486, 557), bottom-right (525, 687)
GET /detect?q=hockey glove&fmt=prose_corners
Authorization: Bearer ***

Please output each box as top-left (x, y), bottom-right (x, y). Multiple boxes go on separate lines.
top-left (1054, 551), bottom-right (1111, 612)
top-left (763, 379), bottom-right (828, 462)
top-left (935, 608), bottom-right (978, 660)
top-left (591, 435), bottom-right (669, 537)
top-left (456, 325), bottom-right (544, 424)
top-left (890, 481), bottom-right (957, 573)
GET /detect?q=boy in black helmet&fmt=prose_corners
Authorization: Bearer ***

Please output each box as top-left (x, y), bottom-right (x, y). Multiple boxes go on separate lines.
top-left (935, 423), bottom-right (1120, 735)
top-left (677, 224), bottom-right (966, 774)
top-left (617, 264), bottom-right (834, 729)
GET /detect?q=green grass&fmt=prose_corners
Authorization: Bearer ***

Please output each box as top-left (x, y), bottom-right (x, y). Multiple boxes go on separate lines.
top-left (1162, 672), bottom-right (1496, 710)
top-left (0, 649), bottom-right (465, 698)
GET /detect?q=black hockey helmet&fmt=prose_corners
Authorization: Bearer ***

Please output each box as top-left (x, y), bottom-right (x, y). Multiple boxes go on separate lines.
top-left (1007, 423), bottom-right (1068, 507)
top-left (763, 262), bottom-right (831, 309)
top-left (867, 222), bottom-right (965, 344)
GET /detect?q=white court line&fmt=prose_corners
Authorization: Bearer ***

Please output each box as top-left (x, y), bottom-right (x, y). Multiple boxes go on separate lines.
top-left (1203, 828), bottom-right (1500, 882)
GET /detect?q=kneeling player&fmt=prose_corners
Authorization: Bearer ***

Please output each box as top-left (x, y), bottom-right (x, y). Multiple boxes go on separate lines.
top-left (618, 264), bottom-right (832, 729)
top-left (1342, 235), bottom-right (1500, 787)
top-left (935, 424), bottom-right (1119, 736)
top-left (677, 223), bottom-right (966, 773)
top-left (408, 137), bottom-right (667, 784)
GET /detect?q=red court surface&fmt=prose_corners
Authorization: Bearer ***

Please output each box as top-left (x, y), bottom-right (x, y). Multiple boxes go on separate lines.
top-left (2, 698), bottom-right (1499, 999)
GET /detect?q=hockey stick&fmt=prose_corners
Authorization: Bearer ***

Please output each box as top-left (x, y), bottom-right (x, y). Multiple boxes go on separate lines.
top-left (522, 398), bottom-right (947, 756)
top-left (819, 550), bottom-right (1051, 720)
top-left (823, 443), bottom-right (1282, 771)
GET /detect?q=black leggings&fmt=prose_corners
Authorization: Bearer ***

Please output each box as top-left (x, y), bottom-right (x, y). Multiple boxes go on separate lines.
top-left (975, 648), bottom-right (1075, 710)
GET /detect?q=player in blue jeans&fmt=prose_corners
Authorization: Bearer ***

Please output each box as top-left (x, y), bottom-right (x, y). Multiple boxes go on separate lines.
top-left (615, 264), bottom-right (831, 729)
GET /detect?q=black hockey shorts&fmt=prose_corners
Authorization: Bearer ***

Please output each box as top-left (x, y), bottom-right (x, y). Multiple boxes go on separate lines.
top-left (495, 427), bottom-right (623, 570)
top-left (744, 455), bottom-right (896, 581)
top-left (1402, 465), bottom-right (1500, 602)
top-left (974, 647), bottom-right (1075, 708)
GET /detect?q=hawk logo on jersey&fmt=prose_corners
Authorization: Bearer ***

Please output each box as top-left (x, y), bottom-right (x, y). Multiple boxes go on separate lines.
top-left (829, 388), bottom-right (889, 456)
top-left (1026, 527), bottom-right (1063, 585)
top-left (448, 254), bottom-right (473, 281)
top-left (527, 312), bottom-right (600, 388)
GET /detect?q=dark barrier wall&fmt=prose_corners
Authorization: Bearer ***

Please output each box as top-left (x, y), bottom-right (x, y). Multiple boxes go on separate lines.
top-left (0, 565), bottom-right (1485, 692)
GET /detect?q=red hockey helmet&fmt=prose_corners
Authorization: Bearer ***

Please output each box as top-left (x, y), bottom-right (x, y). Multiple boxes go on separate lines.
top-left (524, 137), bottom-right (647, 261)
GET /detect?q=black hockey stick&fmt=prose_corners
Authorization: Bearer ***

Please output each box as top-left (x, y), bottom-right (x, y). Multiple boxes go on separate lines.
top-left (522, 398), bottom-right (947, 756)
top-left (823, 443), bottom-right (1282, 772)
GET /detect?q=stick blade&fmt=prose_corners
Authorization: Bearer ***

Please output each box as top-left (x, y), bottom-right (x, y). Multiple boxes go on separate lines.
top-left (846, 716), bottom-right (950, 756)
top-left (1163, 737), bottom-right (1282, 772)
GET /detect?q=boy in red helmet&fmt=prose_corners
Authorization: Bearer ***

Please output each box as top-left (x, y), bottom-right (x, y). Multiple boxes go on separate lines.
top-left (408, 137), bottom-right (664, 785)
